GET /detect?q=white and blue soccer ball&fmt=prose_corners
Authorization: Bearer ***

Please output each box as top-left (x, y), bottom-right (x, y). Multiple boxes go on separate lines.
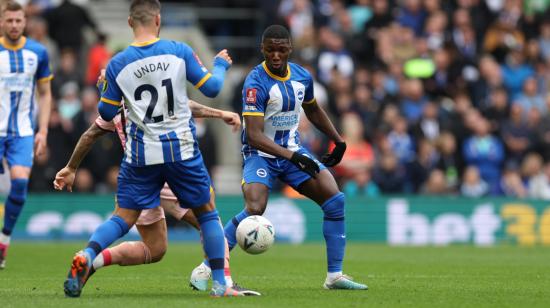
top-left (236, 215), bottom-right (275, 254)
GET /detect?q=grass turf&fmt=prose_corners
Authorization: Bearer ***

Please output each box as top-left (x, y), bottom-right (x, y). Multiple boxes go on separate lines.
top-left (0, 243), bottom-right (549, 307)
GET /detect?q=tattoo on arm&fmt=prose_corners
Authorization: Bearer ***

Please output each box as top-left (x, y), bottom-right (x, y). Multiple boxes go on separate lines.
top-left (189, 100), bottom-right (223, 118)
top-left (66, 124), bottom-right (108, 170)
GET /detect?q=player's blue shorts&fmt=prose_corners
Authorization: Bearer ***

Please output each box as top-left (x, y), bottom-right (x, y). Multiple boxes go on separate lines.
top-left (117, 153), bottom-right (211, 210)
top-left (0, 136), bottom-right (34, 173)
top-left (242, 147), bottom-right (326, 190)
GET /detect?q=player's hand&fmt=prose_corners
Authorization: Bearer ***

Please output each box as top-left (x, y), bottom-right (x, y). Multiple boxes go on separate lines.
top-left (290, 152), bottom-right (320, 178)
top-left (34, 130), bottom-right (47, 157)
top-left (53, 166), bottom-right (76, 192)
top-left (322, 141), bottom-right (346, 167)
top-left (221, 111), bottom-right (241, 133)
top-left (215, 49), bottom-right (232, 66)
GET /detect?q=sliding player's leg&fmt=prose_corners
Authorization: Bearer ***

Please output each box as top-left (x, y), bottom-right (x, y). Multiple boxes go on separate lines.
top-left (92, 207), bottom-right (167, 270)
top-left (64, 207), bottom-right (140, 297)
top-left (63, 162), bottom-right (163, 297)
top-left (295, 167), bottom-right (367, 290)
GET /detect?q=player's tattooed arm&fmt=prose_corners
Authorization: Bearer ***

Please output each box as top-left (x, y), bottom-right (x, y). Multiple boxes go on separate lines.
top-left (188, 100), bottom-right (241, 132)
top-left (54, 123), bottom-right (108, 192)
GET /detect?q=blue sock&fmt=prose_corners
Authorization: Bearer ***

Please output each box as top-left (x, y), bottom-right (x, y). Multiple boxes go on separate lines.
top-left (2, 179), bottom-right (28, 236)
top-left (322, 192), bottom-right (346, 273)
top-left (198, 210), bottom-right (226, 286)
top-left (84, 215), bottom-right (130, 260)
top-left (223, 209), bottom-right (250, 250)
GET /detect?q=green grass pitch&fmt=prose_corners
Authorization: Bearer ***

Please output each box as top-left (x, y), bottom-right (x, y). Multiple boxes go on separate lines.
top-left (0, 243), bottom-right (549, 307)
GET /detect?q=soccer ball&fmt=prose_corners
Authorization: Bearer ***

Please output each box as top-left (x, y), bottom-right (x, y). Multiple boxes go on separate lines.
top-left (236, 215), bottom-right (275, 254)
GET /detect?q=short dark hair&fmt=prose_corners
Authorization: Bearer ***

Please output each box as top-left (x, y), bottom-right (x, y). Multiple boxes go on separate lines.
top-left (2, 1), bottom-right (24, 14)
top-left (129, 0), bottom-right (161, 25)
top-left (262, 25), bottom-right (291, 42)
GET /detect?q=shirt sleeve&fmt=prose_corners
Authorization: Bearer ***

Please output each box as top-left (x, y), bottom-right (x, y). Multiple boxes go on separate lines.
top-left (100, 61), bottom-right (123, 107)
top-left (36, 48), bottom-right (53, 83)
top-left (95, 116), bottom-right (116, 132)
top-left (242, 73), bottom-right (267, 116)
top-left (179, 44), bottom-right (211, 88)
top-left (302, 72), bottom-right (315, 104)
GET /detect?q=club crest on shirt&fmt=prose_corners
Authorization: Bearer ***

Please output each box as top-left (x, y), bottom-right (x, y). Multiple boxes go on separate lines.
top-left (297, 89), bottom-right (304, 102)
top-left (246, 88), bottom-right (257, 104)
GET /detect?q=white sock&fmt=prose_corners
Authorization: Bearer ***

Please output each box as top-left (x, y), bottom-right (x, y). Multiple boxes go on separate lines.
top-left (327, 271), bottom-right (343, 280)
top-left (0, 233), bottom-right (10, 246)
top-left (92, 253), bottom-right (105, 270)
top-left (225, 275), bottom-right (233, 287)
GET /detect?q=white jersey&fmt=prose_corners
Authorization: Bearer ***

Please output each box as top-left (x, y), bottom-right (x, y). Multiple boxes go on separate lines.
top-left (0, 37), bottom-right (52, 137)
top-left (100, 38), bottom-right (213, 166)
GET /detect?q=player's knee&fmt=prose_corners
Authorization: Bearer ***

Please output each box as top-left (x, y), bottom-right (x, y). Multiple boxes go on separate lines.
top-left (321, 192), bottom-right (345, 218)
top-left (246, 205), bottom-right (265, 216)
top-left (150, 243), bottom-right (167, 263)
top-left (9, 179), bottom-right (29, 205)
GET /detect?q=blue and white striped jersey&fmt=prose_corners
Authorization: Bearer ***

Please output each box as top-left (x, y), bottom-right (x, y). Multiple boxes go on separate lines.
top-left (100, 38), bottom-right (214, 166)
top-left (0, 36), bottom-right (52, 137)
top-left (241, 61), bottom-right (315, 158)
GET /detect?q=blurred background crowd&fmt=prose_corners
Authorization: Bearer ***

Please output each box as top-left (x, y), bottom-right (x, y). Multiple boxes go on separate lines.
top-left (5, 0), bottom-right (550, 200)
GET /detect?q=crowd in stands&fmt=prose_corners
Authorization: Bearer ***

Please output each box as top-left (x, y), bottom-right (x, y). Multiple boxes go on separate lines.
top-left (267, 0), bottom-right (550, 199)
top-left (6, 0), bottom-right (550, 200)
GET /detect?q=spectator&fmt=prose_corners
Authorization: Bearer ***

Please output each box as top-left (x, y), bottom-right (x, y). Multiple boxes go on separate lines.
top-left (373, 153), bottom-right (406, 194)
top-left (460, 166), bottom-right (489, 197)
top-left (412, 101), bottom-right (441, 142)
top-left (463, 118), bottom-right (505, 194)
top-left (539, 21), bottom-right (550, 60)
top-left (514, 77), bottom-right (546, 116)
top-left (499, 166), bottom-right (528, 197)
top-left (342, 168), bottom-right (380, 198)
top-left (436, 132), bottom-right (461, 190)
top-left (501, 48), bottom-right (534, 100)
top-left (528, 162), bottom-right (550, 200)
top-left (317, 27), bottom-right (354, 84)
top-left (397, 0), bottom-right (427, 37)
top-left (52, 48), bottom-right (81, 99)
top-left (421, 169), bottom-right (450, 195)
top-left (500, 104), bottom-right (532, 164)
top-left (330, 112), bottom-right (374, 181)
top-left (400, 79), bottom-right (428, 123)
top-left (407, 139), bottom-right (438, 192)
top-left (85, 33), bottom-right (111, 86)
top-left (74, 168), bottom-right (94, 192)
top-left (483, 87), bottom-right (510, 133)
top-left (25, 16), bottom-right (59, 71)
top-left (388, 116), bottom-right (415, 164)
top-left (44, 0), bottom-right (97, 55)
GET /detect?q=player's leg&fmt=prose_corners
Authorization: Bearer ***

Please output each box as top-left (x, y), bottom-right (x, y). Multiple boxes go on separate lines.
top-left (0, 136), bottom-right (34, 269)
top-left (295, 169), bottom-right (367, 290)
top-left (165, 158), bottom-right (258, 296)
top-left (282, 149), bottom-right (366, 290)
top-left (223, 155), bottom-right (273, 250)
top-left (64, 162), bottom-right (163, 297)
top-left (188, 191), bottom-right (234, 290)
top-left (92, 207), bottom-right (167, 270)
